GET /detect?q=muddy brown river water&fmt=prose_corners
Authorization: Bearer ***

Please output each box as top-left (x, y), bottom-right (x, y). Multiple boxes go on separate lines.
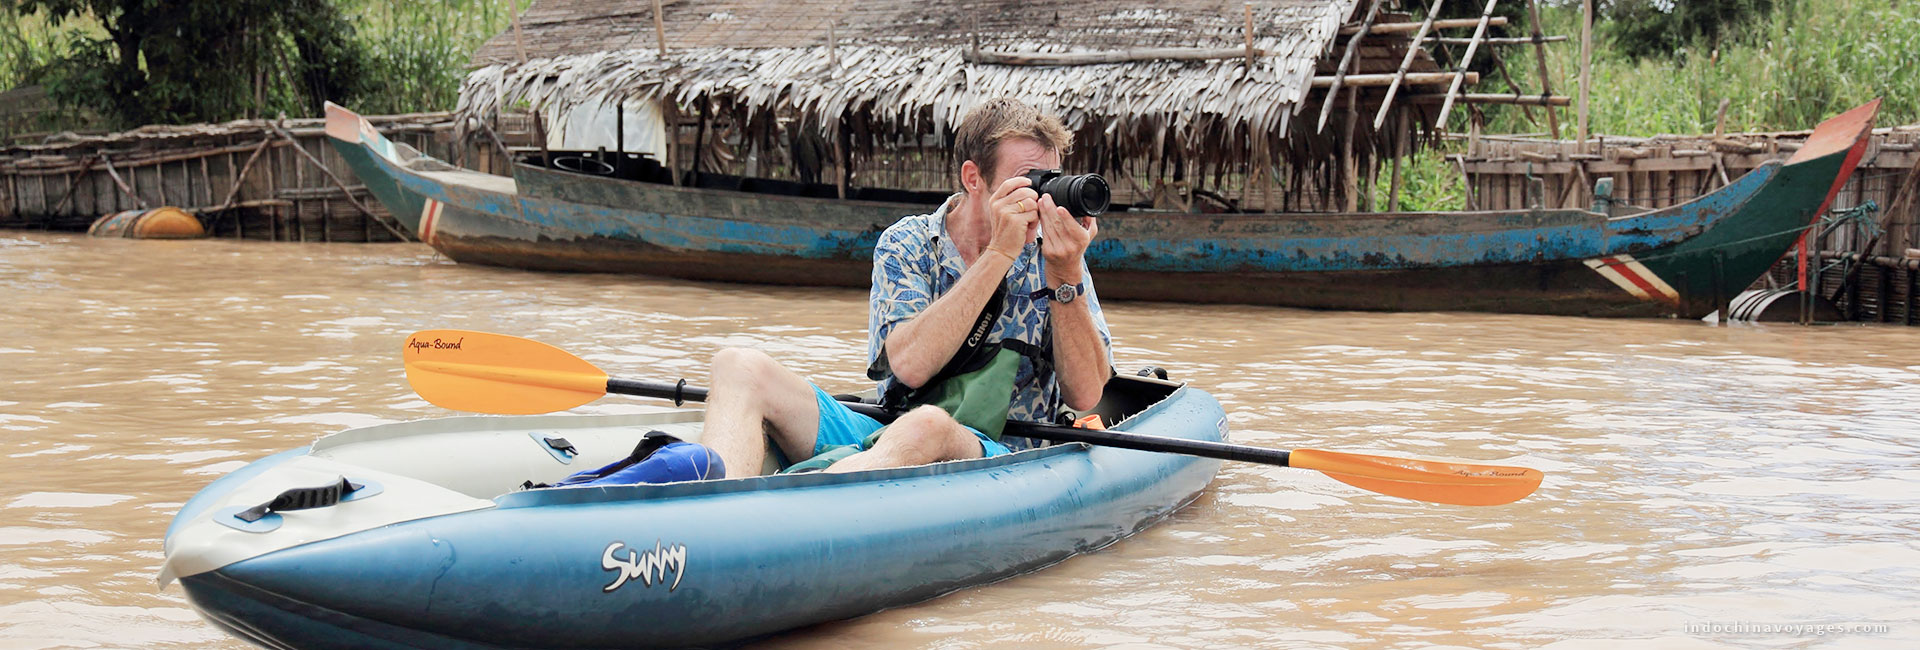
top-left (1, 232), bottom-right (1916, 648)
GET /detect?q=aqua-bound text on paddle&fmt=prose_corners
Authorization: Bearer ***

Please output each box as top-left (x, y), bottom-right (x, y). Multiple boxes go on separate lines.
top-left (406, 337), bottom-right (464, 354)
top-left (602, 540), bottom-right (686, 592)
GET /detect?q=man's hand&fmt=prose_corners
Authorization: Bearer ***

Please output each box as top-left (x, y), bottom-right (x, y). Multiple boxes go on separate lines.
top-left (987, 176), bottom-right (1041, 259)
top-left (1037, 193), bottom-right (1097, 286)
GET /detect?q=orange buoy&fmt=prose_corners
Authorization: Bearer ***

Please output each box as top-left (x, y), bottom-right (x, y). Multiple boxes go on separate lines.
top-left (87, 207), bottom-right (206, 239)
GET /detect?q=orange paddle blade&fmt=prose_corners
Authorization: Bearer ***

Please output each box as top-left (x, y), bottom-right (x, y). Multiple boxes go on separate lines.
top-left (403, 329), bottom-right (609, 415)
top-left (1289, 448), bottom-right (1542, 506)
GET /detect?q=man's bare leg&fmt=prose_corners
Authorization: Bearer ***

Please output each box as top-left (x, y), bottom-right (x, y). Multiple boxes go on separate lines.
top-left (702, 348), bottom-right (827, 477)
top-left (824, 405), bottom-right (983, 473)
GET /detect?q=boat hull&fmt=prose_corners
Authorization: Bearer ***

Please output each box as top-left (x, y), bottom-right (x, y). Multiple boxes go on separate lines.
top-left (324, 102), bottom-right (1876, 319)
top-left (164, 380), bottom-right (1225, 649)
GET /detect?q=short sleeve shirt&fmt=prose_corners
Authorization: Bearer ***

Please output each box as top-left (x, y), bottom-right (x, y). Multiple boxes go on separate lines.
top-left (867, 195), bottom-right (1114, 448)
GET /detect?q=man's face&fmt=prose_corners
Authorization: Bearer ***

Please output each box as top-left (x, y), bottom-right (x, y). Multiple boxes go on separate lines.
top-left (988, 137), bottom-right (1062, 187)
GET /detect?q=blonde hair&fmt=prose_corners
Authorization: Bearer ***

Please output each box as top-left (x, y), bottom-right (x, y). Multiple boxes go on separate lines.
top-left (953, 98), bottom-right (1072, 186)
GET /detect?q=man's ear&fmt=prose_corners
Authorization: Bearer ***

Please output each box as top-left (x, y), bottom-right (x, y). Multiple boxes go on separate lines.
top-left (960, 160), bottom-right (984, 194)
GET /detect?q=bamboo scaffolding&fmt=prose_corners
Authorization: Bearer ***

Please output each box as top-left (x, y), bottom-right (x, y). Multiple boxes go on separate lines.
top-left (1340, 17), bottom-right (1510, 35)
top-left (1436, 0), bottom-right (1502, 130)
top-left (1373, 0), bottom-right (1445, 130)
top-left (1312, 72), bottom-right (1478, 88)
top-left (1316, 0), bottom-right (1384, 133)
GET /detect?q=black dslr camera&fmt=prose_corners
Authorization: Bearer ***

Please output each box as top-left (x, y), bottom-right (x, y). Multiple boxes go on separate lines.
top-left (1021, 169), bottom-right (1111, 218)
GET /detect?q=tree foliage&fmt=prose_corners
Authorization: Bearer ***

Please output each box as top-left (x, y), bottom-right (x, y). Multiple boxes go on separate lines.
top-left (1602, 0), bottom-right (1785, 59)
top-left (5, 0), bottom-right (369, 128)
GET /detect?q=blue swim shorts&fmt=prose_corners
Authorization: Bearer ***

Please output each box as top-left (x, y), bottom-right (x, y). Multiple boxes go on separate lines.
top-left (809, 385), bottom-right (1011, 460)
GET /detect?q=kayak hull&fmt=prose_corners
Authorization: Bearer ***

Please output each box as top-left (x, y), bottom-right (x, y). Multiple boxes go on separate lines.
top-left (165, 378), bottom-right (1225, 649)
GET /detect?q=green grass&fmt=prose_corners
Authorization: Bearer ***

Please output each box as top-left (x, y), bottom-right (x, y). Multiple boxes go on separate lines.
top-left (1371, 143), bottom-right (1469, 213)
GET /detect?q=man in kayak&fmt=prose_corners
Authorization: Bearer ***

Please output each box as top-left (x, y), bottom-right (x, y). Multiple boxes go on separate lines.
top-left (700, 97), bottom-right (1114, 476)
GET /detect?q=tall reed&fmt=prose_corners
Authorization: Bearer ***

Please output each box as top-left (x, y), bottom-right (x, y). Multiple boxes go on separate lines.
top-left (340, 0), bottom-right (515, 115)
top-left (1477, 0), bottom-right (1920, 136)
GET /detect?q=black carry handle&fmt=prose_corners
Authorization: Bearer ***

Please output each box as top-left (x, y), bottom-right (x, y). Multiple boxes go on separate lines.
top-left (234, 477), bottom-right (364, 523)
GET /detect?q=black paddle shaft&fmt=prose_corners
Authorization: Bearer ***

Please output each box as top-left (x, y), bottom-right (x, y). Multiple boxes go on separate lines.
top-left (605, 377), bottom-right (1295, 467)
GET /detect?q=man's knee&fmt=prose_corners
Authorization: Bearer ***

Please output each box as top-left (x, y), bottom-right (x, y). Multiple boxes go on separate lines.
top-left (711, 347), bottom-right (773, 374)
top-left (880, 406), bottom-right (969, 462)
top-left (710, 347), bottom-right (782, 389)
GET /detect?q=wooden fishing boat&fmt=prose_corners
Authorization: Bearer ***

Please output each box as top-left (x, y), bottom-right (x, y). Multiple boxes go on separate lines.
top-left (326, 101), bottom-right (1876, 319)
top-left (158, 372), bottom-right (1226, 649)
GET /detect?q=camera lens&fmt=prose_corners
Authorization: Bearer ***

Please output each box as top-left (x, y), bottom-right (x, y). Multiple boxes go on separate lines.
top-left (1065, 174), bottom-right (1110, 217)
top-left (1033, 172), bottom-right (1110, 218)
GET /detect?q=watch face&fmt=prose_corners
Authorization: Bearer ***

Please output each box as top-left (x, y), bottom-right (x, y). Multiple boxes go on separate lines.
top-left (1056, 284), bottom-right (1078, 303)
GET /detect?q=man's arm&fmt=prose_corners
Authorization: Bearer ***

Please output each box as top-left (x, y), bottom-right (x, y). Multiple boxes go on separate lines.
top-left (1037, 197), bottom-right (1111, 412)
top-left (879, 178), bottom-right (1040, 388)
top-left (1046, 260), bottom-right (1110, 411)
top-left (881, 249), bottom-right (1015, 388)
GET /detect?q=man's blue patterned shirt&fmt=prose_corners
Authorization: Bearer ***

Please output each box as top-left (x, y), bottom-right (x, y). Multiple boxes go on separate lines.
top-left (866, 195), bottom-right (1113, 447)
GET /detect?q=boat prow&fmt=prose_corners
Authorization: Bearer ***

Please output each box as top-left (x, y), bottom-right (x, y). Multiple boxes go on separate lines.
top-left (160, 375), bottom-right (1225, 649)
top-left (324, 101), bottom-right (519, 242)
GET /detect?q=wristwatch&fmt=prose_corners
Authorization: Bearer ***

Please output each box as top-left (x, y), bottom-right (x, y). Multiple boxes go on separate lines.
top-left (1049, 281), bottom-right (1084, 304)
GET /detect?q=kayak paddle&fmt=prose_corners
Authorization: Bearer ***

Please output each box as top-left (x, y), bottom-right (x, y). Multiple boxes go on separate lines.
top-left (402, 329), bottom-right (1543, 506)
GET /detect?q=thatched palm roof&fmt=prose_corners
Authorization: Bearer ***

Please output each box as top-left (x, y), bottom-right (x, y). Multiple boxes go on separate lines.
top-left (457, 0), bottom-right (1447, 200)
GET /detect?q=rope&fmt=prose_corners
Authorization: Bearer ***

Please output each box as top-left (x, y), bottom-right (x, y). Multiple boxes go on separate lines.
top-left (1621, 201), bottom-right (1880, 266)
top-left (1816, 202), bottom-right (1880, 275)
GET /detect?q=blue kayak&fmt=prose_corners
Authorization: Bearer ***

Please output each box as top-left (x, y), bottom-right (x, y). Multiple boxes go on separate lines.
top-left (159, 375), bottom-right (1226, 648)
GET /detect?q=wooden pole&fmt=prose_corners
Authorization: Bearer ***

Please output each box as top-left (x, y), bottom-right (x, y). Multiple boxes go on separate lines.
top-left (1409, 92), bottom-right (1569, 106)
top-left (1373, 0), bottom-right (1444, 129)
top-left (269, 123), bottom-right (412, 242)
top-left (1526, 0), bottom-right (1560, 139)
top-left (827, 20), bottom-right (839, 70)
top-left (1389, 110), bottom-right (1407, 211)
top-left (100, 157), bottom-right (150, 210)
top-left (1343, 60), bottom-right (1361, 213)
top-left (1313, 72), bottom-right (1479, 88)
top-left (215, 136), bottom-right (276, 213)
top-left (1423, 35), bottom-right (1569, 45)
top-left (1342, 17), bottom-right (1509, 34)
top-left (474, 116), bottom-right (515, 163)
top-left (48, 155), bottom-right (98, 215)
top-left (1243, 3), bottom-right (1255, 78)
top-left (1317, 0), bottom-right (1385, 133)
top-left (662, 105), bottom-right (680, 186)
top-left (1578, 0), bottom-right (1593, 144)
top-left (1436, 0), bottom-right (1501, 130)
top-left (652, 0), bottom-right (668, 56)
top-left (692, 101), bottom-right (710, 178)
top-left (833, 120), bottom-right (848, 200)
top-left (1490, 52), bottom-right (1540, 128)
top-left (199, 156), bottom-right (211, 208)
top-left (508, 0), bottom-right (528, 62)
top-left (1712, 98), bottom-right (1731, 137)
